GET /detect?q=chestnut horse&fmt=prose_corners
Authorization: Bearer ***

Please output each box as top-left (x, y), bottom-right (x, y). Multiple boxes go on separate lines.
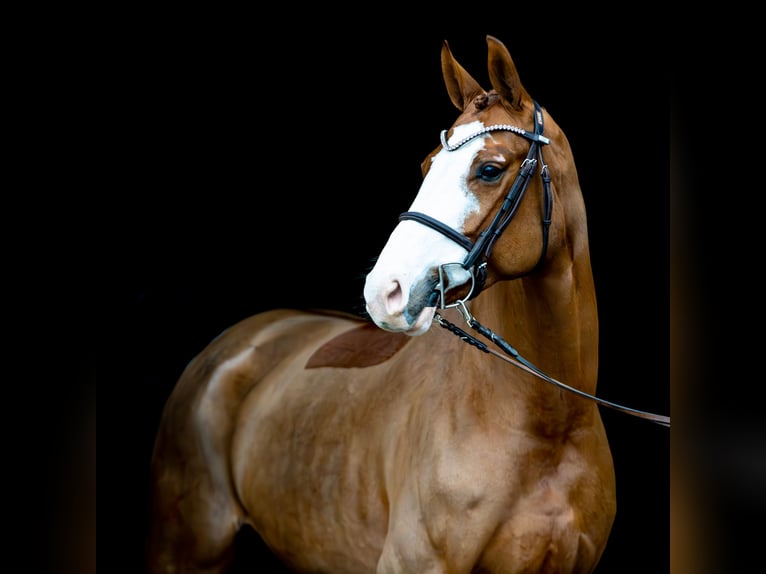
top-left (147, 35), bottom-right (666, 573)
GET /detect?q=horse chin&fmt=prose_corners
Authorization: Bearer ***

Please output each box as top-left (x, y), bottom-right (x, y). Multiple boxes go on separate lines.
top-left (366, 303), bottom-right (436, 335)
top-left (406, 305), bottom-right (437, 336)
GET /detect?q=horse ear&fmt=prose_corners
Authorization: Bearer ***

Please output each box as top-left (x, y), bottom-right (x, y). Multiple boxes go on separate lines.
top-left (486, 35), bottom-right (530, 111)
top-left (441, 40), bottom-right (485, 111)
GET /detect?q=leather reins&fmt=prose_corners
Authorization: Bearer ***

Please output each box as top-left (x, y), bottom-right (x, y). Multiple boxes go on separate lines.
top-left (436, 302), bottom-right (671, 427)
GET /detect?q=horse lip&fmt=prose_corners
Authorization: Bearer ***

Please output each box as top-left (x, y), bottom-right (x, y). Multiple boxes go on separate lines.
top-left (406, 305), bottom-right (436, 335)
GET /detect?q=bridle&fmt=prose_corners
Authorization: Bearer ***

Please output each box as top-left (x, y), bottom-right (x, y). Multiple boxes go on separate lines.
top-left (398, 100), bottom-right (671, 428)
top-left (399, 100), bottom-right (553, 304)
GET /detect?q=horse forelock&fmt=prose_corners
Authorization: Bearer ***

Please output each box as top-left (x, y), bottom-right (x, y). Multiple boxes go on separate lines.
top-left (473, 92), bottom-right (491, 111)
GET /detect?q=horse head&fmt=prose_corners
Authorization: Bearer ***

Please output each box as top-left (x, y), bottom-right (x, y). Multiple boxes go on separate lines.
top-left (364, 35), bottom-right (578, 335)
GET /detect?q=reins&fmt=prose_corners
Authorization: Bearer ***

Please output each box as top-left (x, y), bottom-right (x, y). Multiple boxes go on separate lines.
top-left (435, 301), bottom-right (671, 428)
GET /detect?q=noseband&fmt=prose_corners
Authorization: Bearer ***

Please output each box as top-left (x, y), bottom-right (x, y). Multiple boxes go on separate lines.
top-left (399, 100), bottom-right (552, 306)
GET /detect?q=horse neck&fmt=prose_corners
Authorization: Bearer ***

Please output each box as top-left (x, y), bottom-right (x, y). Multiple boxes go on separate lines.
top-left (470, 238), bottom-right (599, 398)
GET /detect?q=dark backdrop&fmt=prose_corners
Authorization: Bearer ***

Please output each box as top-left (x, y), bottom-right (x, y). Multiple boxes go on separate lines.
top-left (100, 13), bottom-right (670, 574)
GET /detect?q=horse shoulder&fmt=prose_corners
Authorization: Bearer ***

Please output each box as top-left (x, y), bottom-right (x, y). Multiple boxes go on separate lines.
top-left (477, 426), bottom-right (616, 572)
top-left (385, 409), bottom-right (615, 574)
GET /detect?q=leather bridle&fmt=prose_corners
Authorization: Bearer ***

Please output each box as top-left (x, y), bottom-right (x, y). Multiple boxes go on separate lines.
top-left (399, 100), bottom-right (552, 305)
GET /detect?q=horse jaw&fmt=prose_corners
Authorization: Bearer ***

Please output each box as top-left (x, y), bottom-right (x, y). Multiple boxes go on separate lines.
top-left (364, 123), bottom-right (483, 335)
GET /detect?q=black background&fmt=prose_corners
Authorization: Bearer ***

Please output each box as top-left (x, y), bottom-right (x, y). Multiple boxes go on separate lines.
top-left (95, 12), bottom-right (675, 574)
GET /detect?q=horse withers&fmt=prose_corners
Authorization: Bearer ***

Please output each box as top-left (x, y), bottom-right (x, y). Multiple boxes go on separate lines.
top-left (147, 35), bottom-right (617, 573)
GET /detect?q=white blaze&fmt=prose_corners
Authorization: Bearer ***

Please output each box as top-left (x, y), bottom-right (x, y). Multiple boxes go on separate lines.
top-left (364, 122), bottom-right (487, 334)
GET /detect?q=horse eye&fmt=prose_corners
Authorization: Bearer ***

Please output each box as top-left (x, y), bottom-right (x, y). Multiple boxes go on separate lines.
top-left (479, 164), bottom-right (504, 182)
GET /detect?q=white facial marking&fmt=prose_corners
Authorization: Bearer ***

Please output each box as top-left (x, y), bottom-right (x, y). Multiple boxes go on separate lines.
top-left (364, 121), bottom-right (490, 333)
top-left (408, 121), bottom-right (486, 227)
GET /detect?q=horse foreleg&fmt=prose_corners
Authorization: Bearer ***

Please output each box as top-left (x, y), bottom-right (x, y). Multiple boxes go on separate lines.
top-left (375, 490), bottom-right (479, 574)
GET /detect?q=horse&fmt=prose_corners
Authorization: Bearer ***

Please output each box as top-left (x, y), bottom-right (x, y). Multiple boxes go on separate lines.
top-left (147, 34), bottom-right (661, 573)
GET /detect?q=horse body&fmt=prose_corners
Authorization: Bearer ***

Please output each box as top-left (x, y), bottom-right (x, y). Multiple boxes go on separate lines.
top-left (148, 35), bottom-right (616, 573)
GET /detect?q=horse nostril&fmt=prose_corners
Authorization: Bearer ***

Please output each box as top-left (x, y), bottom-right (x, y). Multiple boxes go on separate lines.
top-left (384, 280), bottom-right (404, 316)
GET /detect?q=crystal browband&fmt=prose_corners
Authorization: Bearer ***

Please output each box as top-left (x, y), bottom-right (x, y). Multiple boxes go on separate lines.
top-left (440, 124), bottom-right (550, 152)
